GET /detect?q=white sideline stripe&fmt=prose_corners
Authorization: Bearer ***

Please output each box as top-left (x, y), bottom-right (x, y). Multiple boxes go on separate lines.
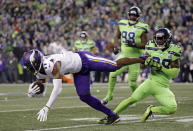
top-left (26, 124), bottom-right (100, 131)
top-left (25, 116), bottom-right (193, 131)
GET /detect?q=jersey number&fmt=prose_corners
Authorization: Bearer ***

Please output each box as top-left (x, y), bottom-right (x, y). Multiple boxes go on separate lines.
top-left (152, 56), bottom-right (171, 69)
top-left (122, 31), bottom-right (135, 43)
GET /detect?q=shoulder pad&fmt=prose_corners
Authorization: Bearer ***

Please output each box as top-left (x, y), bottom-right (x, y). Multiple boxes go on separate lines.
top-left (118, 19), bottom-right (128, 26)
top-left (168, 44), bottom-right (182, 58)
top-left (43, 57), bottom-right (54, 75)
top-left (135, 22), bottom-right (150, 33)
top-left (75, 40), bottom-right (81, 45)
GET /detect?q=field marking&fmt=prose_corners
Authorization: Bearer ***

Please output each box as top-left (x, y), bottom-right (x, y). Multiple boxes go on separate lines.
top-left (176, 118), bottom-right (193, 122)
top-left (1, 96), bottom-right (193, 112)
top-left (70, 114), bottom-right (169, 121)
top-left (25, 115), bottom-right (193, 131)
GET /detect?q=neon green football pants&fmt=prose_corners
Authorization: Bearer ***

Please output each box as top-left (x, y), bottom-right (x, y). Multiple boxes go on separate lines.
top-left (114, 79), bottom-right (177, 115)
top-left (105, 53), bottom-right (140, 99)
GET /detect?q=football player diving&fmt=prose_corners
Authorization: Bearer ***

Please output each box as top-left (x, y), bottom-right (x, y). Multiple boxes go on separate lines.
top-left (23, 49), bottom-right (154, 124)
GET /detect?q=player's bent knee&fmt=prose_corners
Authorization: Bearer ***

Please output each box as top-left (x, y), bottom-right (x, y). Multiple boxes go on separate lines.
top-left (110, 72), bottom-right (118, 78)
top-left (165, 106), bottom-right (177, 114)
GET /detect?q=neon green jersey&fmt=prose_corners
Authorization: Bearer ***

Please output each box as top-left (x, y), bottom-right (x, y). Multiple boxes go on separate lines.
top-left (145, 40), bottom-right (182, 86)
top-left (118, 19), bottom-right (150, 57)
top-left (74, 40), bottom-right (95, 53)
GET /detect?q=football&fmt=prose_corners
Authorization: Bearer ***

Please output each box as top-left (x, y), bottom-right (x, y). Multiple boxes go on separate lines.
top-left (32, 81), bottom-right (45, 94)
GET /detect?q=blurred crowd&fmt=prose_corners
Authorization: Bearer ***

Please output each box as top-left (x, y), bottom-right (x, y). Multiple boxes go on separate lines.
top-left (0, 0), bottom-right (192, 83)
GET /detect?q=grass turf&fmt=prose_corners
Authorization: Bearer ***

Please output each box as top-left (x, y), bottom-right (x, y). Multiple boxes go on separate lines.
top-left (0, 83), bottom-right (193, 131)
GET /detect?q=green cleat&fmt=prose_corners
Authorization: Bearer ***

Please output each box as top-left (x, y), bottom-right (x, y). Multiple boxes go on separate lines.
top-left (141, 105), bottom-right (153, 122)
top-left (97, 117), bottom-right (107, 124)
top-left (101, 95), bottom-right (113, 105)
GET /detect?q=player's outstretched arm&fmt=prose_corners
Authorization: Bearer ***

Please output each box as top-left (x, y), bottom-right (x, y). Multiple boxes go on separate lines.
top-left (116, 57), bottom-right (145, 69)
top-left (37, 61), bottom-right (63, 122)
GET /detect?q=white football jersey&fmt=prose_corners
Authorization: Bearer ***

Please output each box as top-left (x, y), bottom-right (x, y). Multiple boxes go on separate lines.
top-left (36, 51), bottom-right (82, 79)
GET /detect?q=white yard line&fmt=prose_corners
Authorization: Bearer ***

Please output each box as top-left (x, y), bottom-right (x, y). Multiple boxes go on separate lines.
top-left (25, 115), bottom-right (193, 131)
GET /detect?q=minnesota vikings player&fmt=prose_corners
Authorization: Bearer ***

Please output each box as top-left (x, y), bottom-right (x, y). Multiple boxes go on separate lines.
top-left (99, 28), bottom-right (181, 124)
top-left (23, 49), bottom-right (150, 124)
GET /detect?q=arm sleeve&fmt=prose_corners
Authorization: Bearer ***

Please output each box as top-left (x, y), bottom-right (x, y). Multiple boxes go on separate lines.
top-left (46, 79), bottom-right (63, 108)
top-left (162, 67), bottom-right (180, 78)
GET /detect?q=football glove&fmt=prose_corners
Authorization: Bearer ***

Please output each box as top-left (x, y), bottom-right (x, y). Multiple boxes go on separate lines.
top-left (113, 47), bottom-right (120, 55)
top-left (126, 39), bottom-right (136, 47)
top-left (145, 57), bottom-right (162, 71)
top-left (28, 84), bottom-right (40, 98)
top-left (144, 56), bottom-right (153, 66)
top-left (37, 106), bottom-right (50, 122)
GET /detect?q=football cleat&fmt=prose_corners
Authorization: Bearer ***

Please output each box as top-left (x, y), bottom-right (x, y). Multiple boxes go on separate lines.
top-left (141, 105), bottom-right (153, 122)
top-left (101, 95), bottom-right (113, 105)
top-left (105, 114), bottom-right (120, 125)
top-left (97, 116), bottom-right (107, 124)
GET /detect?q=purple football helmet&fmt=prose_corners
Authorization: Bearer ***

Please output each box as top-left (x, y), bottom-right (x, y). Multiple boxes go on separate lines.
top-left (23, 49), bottom-right (43, 75)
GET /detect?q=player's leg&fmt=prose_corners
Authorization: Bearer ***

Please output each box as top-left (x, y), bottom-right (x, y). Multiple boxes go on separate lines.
top-left (128, 64), bottom-right (140, 93)
top-left (74, 72), bottom-right (118, 117)
top-left (127, 64), bottom-right (140, 107)
top-left (102, 53), bottom-right (127, 104)
top-left (114, 79), bottom-right (152, 114)
top-left (152, 87), bottom-right (177, 115)
top-left (103, 66), bottom-right (128, 104)
top-left (141, 84), bottom-right (177, 122)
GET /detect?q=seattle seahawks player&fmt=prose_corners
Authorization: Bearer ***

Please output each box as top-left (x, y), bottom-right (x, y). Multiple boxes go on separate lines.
top-left (23, 49), bottom-right (151, 124)
top-left (100, 28), bottom-right (181, 124)
top-left (73, 31), bottom-right (98, 55)
top-left (102, 6), bottom-right (150, 106)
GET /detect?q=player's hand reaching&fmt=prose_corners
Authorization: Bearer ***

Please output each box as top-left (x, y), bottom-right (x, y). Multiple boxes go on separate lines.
top-left (37, 106), bottom-right (50, 122)
top-left (126, 39), bottom-right (136, 47)
top-left (145, 57), bottom-right (162, 71)
top-left (28, 84), bottom-right (40, 97)
top-left (113, 47), bottom-right (120, 55)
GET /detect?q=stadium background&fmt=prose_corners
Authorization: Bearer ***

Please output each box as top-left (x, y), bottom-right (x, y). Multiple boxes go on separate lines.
top-left (0, 0), bottom-right (193, 131)
top-left (0, 0), bottom-right (192, 83)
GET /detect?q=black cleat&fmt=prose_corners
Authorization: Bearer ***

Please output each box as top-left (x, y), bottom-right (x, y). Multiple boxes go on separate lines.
top-left (141, 105), bottom-right (153, 122)
top-left (105, 114), bottom-right (120, 125)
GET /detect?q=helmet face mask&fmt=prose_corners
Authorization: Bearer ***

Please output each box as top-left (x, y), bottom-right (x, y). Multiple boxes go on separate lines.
top-left (154, 28), bottom-right (172, 49)
top-left (23, 50), bottom-right (43, 75)
top-left (80, 31), bottom-right (88, 43)
top-left (128, 6), bottom-right (141, 25)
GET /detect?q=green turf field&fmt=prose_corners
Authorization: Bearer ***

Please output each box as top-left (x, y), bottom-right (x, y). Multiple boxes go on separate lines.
top-left (0, 83), bottom-right (193, 131)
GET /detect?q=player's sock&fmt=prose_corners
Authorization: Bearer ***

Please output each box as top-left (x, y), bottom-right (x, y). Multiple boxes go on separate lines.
top-left (103, 73), bottom-right (117, 102)
top-left (114, 97), bottom-right (137, 114)
top-left (80, 94), bottom-right (116, 116)
top-left (151, 106), bottom-right (177, 115)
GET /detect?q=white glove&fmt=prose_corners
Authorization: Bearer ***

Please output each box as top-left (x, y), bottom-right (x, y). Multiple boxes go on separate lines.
top-left (37, 106), bottom-right (49, 122)
top-left (28, 84), bottom-right (40, 98)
